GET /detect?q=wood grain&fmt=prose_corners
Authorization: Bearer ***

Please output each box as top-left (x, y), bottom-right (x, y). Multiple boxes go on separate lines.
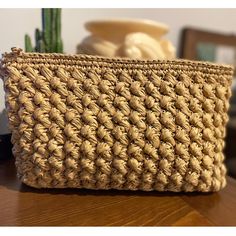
top-left (0, 159), bottom-right (236, 226)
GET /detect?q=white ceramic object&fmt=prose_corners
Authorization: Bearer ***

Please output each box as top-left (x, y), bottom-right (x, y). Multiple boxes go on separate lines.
top-left (77, 19), bottom-right (176, 60)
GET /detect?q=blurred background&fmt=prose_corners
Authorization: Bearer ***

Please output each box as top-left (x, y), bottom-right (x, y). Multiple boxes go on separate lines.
top-left (0, 8), bottom-right (236, 177)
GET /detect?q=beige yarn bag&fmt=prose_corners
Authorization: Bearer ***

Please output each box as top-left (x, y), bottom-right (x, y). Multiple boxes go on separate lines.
top-left (0, 47), bottom-right (234, 192)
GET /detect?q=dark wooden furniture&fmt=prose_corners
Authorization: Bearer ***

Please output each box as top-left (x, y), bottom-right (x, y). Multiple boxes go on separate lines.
top-left (180, 27), bottom-right (236, 60)
top-left (0, 134), bottom-right (13, 161)
top-left (0, 159), bottom-right (236, 226)
top-left (225, 118), bottom-right (236, 178)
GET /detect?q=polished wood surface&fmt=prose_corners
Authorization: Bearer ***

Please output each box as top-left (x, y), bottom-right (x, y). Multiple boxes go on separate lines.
top-left (0, 159), bottom-right (236, 226)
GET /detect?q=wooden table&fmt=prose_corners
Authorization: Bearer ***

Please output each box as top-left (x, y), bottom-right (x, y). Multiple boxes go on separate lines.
top-left (0, 159), bottom-right (236, 226)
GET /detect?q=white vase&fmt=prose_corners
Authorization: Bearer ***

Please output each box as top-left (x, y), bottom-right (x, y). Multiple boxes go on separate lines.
top-left (77, 19), bottom-right (176, 60)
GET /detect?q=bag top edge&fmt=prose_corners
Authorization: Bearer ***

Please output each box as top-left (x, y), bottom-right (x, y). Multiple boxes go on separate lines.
top-left (1, 47), bottom-right (234, 76)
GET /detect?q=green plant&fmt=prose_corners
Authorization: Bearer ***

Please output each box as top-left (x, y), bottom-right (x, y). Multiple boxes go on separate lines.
top-left (25, 8), bottom-right (63, 53)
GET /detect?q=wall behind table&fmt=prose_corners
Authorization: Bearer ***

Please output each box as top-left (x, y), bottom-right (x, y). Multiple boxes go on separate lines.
top-left (1, 8), bottom-right (236, 133)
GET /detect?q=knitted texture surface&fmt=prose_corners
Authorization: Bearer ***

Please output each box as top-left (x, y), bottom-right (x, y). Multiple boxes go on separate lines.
top-left (0, 48), bottom-right (234, 192)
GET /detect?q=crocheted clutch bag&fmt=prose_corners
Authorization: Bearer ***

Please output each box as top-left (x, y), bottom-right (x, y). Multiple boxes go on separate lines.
top-left (0, 48), bottom-right (234, 192)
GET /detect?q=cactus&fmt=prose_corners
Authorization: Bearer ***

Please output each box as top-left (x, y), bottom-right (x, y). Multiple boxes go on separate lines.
top-left (55, 9), bottom-right (63, 53)
top-left (42, 9), bottom-right (51, 52)
top-left (25, 34), bottom-right (33, 52)
top-left (24, 8), bottom-right (63, 53)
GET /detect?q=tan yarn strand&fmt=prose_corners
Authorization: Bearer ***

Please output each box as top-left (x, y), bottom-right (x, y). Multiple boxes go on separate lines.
top-left (0, 47), bottom-right (233, 192)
